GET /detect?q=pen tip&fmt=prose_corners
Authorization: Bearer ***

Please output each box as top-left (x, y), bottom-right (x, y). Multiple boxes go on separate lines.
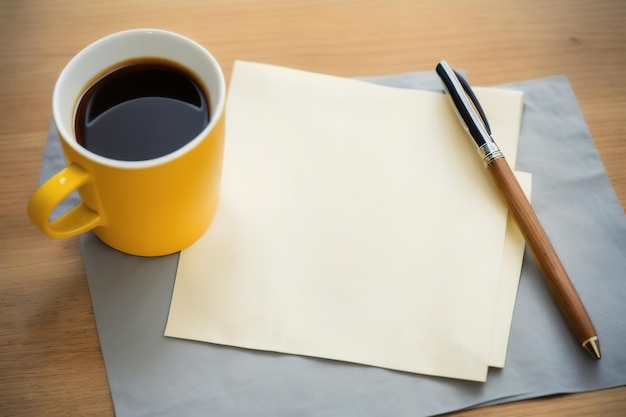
top-left (583, 337), bottom-right (601, 359)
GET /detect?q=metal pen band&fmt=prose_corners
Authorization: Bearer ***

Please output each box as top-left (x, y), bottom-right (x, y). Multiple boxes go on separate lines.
top-left (478, 142), bottom-right (504, 165)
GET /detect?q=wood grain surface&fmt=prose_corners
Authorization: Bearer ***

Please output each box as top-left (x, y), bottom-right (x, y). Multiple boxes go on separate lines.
top-left (1, 0), bottom-right (624, 416)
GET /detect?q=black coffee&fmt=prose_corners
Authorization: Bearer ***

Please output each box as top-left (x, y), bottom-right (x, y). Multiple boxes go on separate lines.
top-left (75, 58), bottom-right (210, 161)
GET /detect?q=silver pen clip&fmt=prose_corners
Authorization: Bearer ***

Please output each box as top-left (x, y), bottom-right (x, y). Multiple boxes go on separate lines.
top-left (435, 60), bottom-right (503, 165)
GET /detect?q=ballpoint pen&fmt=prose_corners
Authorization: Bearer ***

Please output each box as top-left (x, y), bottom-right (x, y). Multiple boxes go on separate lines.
top-left (435, 60), bottom-right (601, 359)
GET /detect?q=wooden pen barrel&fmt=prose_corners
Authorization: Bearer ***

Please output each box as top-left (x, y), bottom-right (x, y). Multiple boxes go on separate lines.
top-left (486, 157), bottom-right (597, 346)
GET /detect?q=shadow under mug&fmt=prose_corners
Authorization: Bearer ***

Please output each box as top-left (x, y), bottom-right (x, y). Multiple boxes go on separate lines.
top-left (27, 29), bottom-right (226, 257)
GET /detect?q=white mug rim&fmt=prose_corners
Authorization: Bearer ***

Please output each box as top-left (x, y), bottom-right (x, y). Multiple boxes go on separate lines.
top-left (52, 28), bottom-right (226, 170)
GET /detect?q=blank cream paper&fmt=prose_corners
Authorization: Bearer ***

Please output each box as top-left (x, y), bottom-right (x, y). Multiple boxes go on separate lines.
top-left (165, 61), bottom-right (527, 382)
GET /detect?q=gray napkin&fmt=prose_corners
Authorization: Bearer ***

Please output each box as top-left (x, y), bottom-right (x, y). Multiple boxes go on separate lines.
top-left (39, 72), bottom-right (626, 417)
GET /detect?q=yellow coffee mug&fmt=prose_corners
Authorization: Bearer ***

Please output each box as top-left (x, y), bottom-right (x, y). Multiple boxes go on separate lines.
top-left (27, 29), bottom-right (225, 256)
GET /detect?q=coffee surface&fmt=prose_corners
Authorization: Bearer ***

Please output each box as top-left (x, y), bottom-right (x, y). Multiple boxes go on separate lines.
top-left (75, 60), bottom-right (210, 161)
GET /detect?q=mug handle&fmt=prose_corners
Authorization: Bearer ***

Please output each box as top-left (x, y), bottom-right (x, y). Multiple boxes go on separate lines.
top-left (27, 163), bottom-right (103, 238)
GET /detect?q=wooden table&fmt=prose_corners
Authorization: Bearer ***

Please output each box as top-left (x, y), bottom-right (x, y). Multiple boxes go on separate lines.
top-left (1, 0), bottom-right (624, 415)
